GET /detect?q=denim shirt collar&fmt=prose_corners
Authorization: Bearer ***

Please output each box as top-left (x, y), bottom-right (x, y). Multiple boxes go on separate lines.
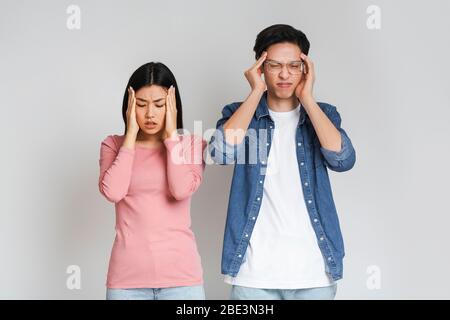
top-left (255, 91), bottom-right (307, 125)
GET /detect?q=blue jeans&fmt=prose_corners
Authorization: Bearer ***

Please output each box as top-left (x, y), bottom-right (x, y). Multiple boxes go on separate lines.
top-left (106, 284), bottom-right (205, 300)
top-left (230, 284), bottom-right (337, 300)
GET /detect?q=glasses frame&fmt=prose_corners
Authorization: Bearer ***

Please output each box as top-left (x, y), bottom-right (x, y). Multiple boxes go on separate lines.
top-left (263, 59), bottom-right (305, 75)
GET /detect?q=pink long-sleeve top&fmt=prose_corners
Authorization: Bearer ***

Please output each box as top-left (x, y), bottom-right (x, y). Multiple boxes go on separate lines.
top-left (98, 134), bottom-right (206, 289)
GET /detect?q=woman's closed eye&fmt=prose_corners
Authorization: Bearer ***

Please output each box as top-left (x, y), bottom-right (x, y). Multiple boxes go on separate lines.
top-left (136, 103), bottom-right (165, 108)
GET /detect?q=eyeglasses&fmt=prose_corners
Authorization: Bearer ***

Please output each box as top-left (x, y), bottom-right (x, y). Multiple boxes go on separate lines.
top-left (264, 59), bottom-right (304, 75)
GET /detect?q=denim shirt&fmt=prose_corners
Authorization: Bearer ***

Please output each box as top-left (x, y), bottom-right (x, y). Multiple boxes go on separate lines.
top-left (208, 92), bottom-right (356, 281)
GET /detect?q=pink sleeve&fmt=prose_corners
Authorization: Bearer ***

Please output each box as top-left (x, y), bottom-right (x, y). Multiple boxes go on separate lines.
top-left (98, 135), bottom-right (135, 203)
top-left (164, 134), bottom-right (206, 201)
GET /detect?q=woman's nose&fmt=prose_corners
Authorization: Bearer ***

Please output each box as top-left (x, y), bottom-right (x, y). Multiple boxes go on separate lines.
top-left (146, 105), bottom-right (155, 117)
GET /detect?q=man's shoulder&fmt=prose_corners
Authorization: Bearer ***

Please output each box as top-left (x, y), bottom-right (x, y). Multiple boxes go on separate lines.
top-left (316, 101), bottom-right (338, 114)
top-left (223, 101), bottom-right (243, 111)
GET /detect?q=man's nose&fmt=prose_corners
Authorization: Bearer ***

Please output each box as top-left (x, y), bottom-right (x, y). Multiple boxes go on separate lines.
top-left (279, 66), bottom-right (290, 79)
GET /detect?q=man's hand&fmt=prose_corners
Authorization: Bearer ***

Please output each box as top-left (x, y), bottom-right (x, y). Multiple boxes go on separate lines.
top-left (244, 51), bottom-right (267, 93)
top-left (295, 53), bottom-right (316, 104)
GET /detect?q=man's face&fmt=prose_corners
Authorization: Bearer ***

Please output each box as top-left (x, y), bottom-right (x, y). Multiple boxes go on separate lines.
top-left (262, 42), bottom-right (304, 100)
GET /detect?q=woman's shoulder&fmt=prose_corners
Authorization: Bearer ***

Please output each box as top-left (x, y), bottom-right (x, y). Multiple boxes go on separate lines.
top-left (101, 134), bottom-right (126, 151)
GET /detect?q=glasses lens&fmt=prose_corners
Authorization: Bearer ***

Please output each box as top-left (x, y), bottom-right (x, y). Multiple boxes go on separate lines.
top-left (288, 63), bottom-right (303, 74)
top-left (266, 62), bottom-right (281, 73)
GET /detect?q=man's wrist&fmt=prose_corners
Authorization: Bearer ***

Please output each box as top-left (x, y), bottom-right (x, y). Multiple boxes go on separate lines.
top-left (300, 95), bottom-right (316, 108)
top-left (251, 87), bottom-right (265, 96)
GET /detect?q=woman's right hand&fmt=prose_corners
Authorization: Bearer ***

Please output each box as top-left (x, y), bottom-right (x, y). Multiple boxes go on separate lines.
top-left (126, 86), bottom-right (139, 136)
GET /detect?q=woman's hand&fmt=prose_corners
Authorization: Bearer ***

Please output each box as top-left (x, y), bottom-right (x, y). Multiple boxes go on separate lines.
top-left (126, 86), bottom-right (139, 136)
top-left (164, 85), bottom-right (178, 140)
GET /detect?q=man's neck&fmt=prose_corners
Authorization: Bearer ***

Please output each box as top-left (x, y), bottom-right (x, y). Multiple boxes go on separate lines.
top-left (266, 91), bottom-right (299, 112)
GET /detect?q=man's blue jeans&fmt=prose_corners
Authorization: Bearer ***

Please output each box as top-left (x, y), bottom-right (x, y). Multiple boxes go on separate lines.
top-left (230, 284), bottom-right (337, 300)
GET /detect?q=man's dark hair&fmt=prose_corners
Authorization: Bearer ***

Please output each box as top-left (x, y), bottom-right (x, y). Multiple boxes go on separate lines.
top-left (253, 24), bottom-right (310, 59)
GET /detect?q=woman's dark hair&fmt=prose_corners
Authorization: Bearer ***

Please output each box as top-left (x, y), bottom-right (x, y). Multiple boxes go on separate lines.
top-left (122, 62), bottom-right (183, 134)
top-left (253, 24), bottom-right (310, 59)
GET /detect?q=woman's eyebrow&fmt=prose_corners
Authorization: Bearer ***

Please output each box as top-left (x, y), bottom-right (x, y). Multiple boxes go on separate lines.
top-left (136, 97), bottom-right (165, 103)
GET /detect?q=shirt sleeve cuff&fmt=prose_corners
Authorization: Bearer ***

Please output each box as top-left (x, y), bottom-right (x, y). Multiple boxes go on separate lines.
top-left (320, 131), bottom-right (353, 163)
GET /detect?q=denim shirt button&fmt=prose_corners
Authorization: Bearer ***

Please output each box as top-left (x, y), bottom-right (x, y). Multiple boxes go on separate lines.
top-left (300, 162), bottom-right (304, 166)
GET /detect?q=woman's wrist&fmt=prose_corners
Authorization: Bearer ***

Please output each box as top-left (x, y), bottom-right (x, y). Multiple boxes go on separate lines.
top-left (123, 131), bottom-right (137, 149)
top-left (164, 130), bottom-right (179, 141)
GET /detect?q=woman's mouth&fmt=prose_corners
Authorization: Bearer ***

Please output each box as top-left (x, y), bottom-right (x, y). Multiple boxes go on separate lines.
top-left (145, 121), bottom-right (157, 128)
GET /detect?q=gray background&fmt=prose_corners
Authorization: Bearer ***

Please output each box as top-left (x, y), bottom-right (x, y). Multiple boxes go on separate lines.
top-left (1, 0), bottom-right (449, 299)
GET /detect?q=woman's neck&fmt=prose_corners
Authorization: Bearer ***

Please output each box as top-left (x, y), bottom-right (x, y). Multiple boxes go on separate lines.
top-left (136, 130), bottom-right (163, 147)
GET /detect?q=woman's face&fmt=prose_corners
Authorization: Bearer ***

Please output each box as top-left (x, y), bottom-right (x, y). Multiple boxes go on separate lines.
top-left (134, 85), bottom-right (168, 136)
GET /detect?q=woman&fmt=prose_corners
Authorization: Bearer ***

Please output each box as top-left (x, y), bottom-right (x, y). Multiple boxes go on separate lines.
top-left (98, 62), bottom-right (206, 300)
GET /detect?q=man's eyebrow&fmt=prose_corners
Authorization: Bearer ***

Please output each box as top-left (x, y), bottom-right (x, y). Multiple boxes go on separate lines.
top-left (266, 59), bottom-right (302, 63)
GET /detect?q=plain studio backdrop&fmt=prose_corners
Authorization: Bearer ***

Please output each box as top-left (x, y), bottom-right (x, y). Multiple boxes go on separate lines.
top-left (1, 0), bottom-right (449, 299)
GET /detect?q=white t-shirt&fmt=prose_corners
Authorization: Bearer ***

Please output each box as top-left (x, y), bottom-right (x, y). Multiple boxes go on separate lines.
top-left (224, 104), bottom-right (334, 289)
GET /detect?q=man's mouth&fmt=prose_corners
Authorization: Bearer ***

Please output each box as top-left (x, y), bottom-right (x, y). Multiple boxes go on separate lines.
top-left (276, 82), bottom-right (293, 88)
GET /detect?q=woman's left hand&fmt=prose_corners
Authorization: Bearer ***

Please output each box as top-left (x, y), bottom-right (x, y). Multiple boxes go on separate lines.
top-left (164, 85), bottom-right (178, 140)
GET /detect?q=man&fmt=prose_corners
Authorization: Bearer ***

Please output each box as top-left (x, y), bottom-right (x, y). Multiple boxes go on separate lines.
top-left (209, 24), bottom-right (356, 300)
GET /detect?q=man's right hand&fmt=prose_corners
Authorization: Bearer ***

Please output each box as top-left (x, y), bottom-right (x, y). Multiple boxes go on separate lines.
top-left (244, 51), bottom-right (267, 93)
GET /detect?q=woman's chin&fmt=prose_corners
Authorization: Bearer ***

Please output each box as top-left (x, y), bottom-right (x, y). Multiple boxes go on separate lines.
top-left (141, 127), bottom-right (162, 135)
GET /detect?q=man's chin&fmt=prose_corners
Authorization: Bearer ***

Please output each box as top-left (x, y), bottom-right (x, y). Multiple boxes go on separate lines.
top-left (270, 88), bottom-right (296, 100)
